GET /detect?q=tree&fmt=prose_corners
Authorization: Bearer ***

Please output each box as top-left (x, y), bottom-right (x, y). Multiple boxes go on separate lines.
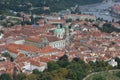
top-left (112, 19), bottom-right (114, 22)
top-left (0, 73), bottom-right (12, 80)
top-left (57, 54), bottom-right (70, 67)
top-left (16, 13), bottom-right (22, 17)
top-left (92, 75), bottom-right (106, 80)
top-left (89, 60), bottom-right (109, 72)
top-left (72, 57), bottom-right (85, 64)
top-left (13, 67), bottom-right (18, 80)
top-left (10, 56), bottom-right (14, 62)
top-left (115, 57), bottom-right (120, 69)
top-left (99, 23), bottom-right (120, 33)
top-left (40, 75), bottom-right (52, 80)
top-left (47, 61), bottom-right (60, 71)
top-left (2, 52), bottom-right (14, 62)
top-left (66, 18), bottom-right (72, 23)
top-left (72, 58), bottom-right (91, 73)
top-left (54, 68), bottom-right (68, 77)
top-left (38, 72), bottom-right (52, 80)
top-left (68, 70), bottom-right (77, 80)
top-left (76, 18), bottom-right (80, 21)
top-left (115, 71), bottom-right (120, 78)
top-left (16, 73), bottom-right (26, 80)
top-left (2, 52), bottom-right (11, 57)
top-left (50, 68), bottom-right (68, 80)
top-left (67, 63), bottom-right (87, 80)
top-left (0, 15), bottom-right (5, 20)
top-left (32, 69), bottom-right (41, 74)
top-left (23, 74), bottom-right (37, 80)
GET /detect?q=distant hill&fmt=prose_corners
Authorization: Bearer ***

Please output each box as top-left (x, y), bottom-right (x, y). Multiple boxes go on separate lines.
top-left (0, 0), bottom-right (104, 15)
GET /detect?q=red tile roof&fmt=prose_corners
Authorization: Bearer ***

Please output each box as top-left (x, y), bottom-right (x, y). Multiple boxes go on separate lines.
top-left (40, 46), bottom-right (58, 53)
top-left (5, 44), bottom-right (40, 54)
top-left (48, 19), bottom-right (65, 23)
top-left (0, 61), bottom-right (15, 75)
top-left (26, 35), bottom-right (61, 43)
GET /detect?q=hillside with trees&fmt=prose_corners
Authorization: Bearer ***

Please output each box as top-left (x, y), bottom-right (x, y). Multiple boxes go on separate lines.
top-left (0, 0), bottom-right (103, 15)
top-left (2, 54), bottom-right (116, 80)
top-left (1, 55), bottom-right (120, 80)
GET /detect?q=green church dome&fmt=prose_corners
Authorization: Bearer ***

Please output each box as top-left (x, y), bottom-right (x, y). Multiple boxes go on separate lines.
top-left (54, 28), bottom-right (65, 34)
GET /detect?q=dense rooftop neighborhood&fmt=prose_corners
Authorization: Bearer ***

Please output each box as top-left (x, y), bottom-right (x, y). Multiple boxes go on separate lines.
top-left (0, 12), bottom-right (120, 75)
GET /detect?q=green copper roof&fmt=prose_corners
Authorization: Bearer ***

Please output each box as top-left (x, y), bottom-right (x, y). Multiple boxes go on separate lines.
top-left (54, 28), bottom-right (65, 34)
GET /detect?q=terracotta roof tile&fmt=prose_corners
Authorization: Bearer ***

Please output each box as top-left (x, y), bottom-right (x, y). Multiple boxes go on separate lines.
top-left (40, 46), bottom-right (58, 53)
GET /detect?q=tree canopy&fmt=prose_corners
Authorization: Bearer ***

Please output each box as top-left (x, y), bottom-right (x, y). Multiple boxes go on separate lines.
top-left (0, 73), bottom-right (12, 80)
top-left (0, 0), bottom-right (103, 15)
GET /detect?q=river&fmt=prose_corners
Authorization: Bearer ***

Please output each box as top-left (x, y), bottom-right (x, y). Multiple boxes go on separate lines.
top-left (79, 0), bottom-right (120, 21)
